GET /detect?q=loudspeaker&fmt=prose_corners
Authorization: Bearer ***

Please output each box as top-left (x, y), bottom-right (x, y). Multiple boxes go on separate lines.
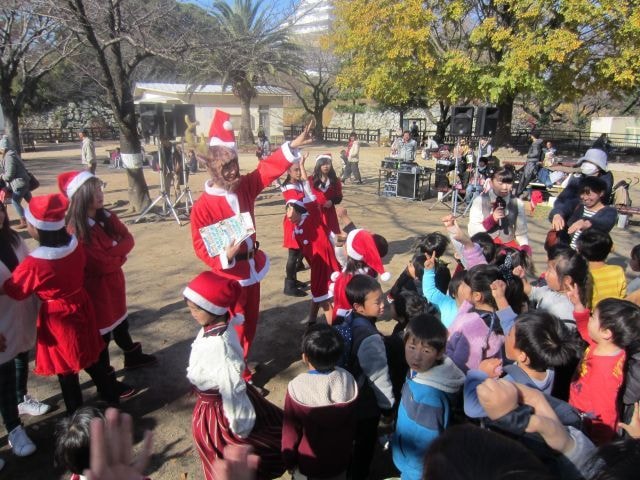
top-left (474, 106), bottom-right (500, 136)
top-left (140, 104), bottom-right (160, 136)
top-left (450, 106), bottom-right (474, 135)
top-left (397, 172), bottom-right (418, 199)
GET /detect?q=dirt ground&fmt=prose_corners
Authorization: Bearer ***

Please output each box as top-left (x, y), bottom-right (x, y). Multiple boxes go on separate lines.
top-left (2, 141), bottom-right (639, 479)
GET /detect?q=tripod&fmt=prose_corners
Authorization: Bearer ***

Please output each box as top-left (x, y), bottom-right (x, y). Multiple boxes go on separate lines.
top-left (172, 140), bottom-right (194, 215)
top-left (462, 141), bottom-right (484, 217)
top-left (134, 142), bottom-right (182, 226)
top-left (428, 138), bottom-right (465, 214)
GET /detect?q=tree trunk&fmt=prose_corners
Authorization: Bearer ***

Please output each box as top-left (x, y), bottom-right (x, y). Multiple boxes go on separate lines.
top-left (313, 110), bottom-right (324, 140)
top-left (238, 94), bottom-right (254, 146)
top-left (494, 95), bottom-right (515, 146)
top-left (399, 110), bottom-right (405, 131)
top-left (350, 99), bottom-right (356, 130)
top-left (0, 99), bottom-right (21, 155)
top-left (118, 100), bottom-right (151, 213)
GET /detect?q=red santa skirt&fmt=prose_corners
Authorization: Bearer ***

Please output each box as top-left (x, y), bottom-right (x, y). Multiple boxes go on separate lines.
top-left (192, 385), bottom-right (285, 480)
top-left (282, 216), bottom-right (298, 249)
top-left (35, 289), bottom-right (104, 376)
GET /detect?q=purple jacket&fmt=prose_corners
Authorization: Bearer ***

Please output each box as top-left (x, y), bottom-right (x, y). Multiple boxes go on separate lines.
top-left (446, 301), bottom-right (504, 373)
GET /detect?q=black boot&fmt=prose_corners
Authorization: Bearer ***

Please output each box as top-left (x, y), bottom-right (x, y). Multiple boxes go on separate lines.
top-left (123, 342), bottom-right (158, 370)
top-left (295, 280), bottom-right (309, 290)
top-left (284, 279), bottom-right (307, 297)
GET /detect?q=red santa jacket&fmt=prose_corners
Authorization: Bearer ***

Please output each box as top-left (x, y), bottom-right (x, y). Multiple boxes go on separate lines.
top-left (191, 144), bottom-right (298, 286)
top-left (280, 181), bottom-right (306, 249)
top-left (309, 175), bottom-right (343, 234)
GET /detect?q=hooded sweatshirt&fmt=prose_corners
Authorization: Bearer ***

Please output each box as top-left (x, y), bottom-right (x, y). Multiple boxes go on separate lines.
top-left (282, 367), bottom-right (358, 477)
top-left (391, 357), bottom-right (465, 480)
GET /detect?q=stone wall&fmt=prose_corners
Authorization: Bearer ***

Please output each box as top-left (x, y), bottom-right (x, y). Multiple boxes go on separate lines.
top-left (20, 101), bottom-right (117, 131)
top-left (328, 107), bottom-right (441, 132)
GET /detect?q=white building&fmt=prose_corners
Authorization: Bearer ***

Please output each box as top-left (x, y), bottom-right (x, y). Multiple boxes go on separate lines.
top-left (133, 82), bottom-right (291, 140)
top-left (289, 0), bottom-right (333, 36)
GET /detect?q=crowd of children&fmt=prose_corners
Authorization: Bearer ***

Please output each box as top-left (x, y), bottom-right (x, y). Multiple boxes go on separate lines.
top-left (5, 118), bottom-right (640, 480)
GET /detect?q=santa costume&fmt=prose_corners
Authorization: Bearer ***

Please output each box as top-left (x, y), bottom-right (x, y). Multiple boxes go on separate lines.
top-left (2, 194), bottom-right (116, 413)
top-left (58, 171), bottom-right (155, 372)
top-left (308, 153), bottom-right (343, 234)
top-left (190, 110), bottom-right (301, 371)
top-left (288, 189), bottom-right (341, 304)
top-left (330, 229), bottom-right (391, 323)
top-left (185, 272), bottom-right (285, 480)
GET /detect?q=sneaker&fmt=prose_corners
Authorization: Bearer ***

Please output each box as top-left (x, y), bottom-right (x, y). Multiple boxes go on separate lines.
top-left (18, 395), bottom-right (51, 416)
top-left (8, 425), bottom-right (36, 457)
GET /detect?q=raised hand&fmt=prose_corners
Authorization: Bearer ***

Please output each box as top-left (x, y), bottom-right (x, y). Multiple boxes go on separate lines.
top-left (290, 119), bottom-right (315, 149)
top-left (84, 408), bottom-right (152, 480)
top-left (423, 251), bottom-right (437, 271)
top-left (566, 282), bottom-right (585, 312)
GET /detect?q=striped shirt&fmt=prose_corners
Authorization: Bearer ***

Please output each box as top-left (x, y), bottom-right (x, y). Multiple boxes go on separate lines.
top-left (570, 208), bottom-right (596, 250)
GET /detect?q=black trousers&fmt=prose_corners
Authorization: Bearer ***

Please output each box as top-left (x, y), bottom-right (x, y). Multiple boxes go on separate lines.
top-left (98, 318), bottom-right (135, 368)
top-left (350, 415), bottom-right (380, 480)
top-left (57, 360), bottom-right (119, 415)
top-left (285, 248), bottom-right (303, 281)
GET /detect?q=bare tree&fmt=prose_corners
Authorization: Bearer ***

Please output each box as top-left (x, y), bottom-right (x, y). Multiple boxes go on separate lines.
top-left (284, 47), bottom-right (337, 139)
top-left (45, 0), bottom-right (193, 212)
top-left (0, 1), bottom-right (76, 152)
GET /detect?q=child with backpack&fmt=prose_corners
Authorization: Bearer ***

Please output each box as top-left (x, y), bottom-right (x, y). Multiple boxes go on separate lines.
top-left (392, 314), bottom-right (464, 480)
top-left (340, 274), bottom-right (394, 480)
top-left (282, 324), bottom-right (357, 479)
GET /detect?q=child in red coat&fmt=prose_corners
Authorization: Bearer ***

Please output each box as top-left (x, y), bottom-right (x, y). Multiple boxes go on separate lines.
top-left (308, 153), bottom-right (343, 235)
top-left (286, 155), bottom-right (341, 324)
top-left (60, 171), bottom-right (156, 386)
top-left (280, 163), bottom-right (308, 297)
top-left (0, 194), bottom-right (118, 414)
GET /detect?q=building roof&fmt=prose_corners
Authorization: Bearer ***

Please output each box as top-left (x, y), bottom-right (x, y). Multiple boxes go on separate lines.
top-left (135, 82), bottom-right (291, 96)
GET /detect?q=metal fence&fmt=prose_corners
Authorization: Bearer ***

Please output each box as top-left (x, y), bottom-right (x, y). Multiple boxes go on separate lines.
top-left (19, 126), bottom-right (120, 150)
top-left (284, 125), bottom-right (382, 144)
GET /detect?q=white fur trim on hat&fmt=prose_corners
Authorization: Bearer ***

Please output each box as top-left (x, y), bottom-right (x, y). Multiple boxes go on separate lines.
top-left (315, 154), bottom-right (332, 165)
top-left (183, 286), bottom-right (227, 315)
top-left (25, 206), bottom-right (65, 231)
top-left (209, 137), bottom-right (237, 149)
top-left (345, 229), bottom-right (364, 261)
top-left (67, 171), bottom-right (94, 198)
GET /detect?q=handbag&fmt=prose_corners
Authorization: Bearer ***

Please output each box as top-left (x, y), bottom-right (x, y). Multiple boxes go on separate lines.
top-left (27, 171), bottom-right (39, 191)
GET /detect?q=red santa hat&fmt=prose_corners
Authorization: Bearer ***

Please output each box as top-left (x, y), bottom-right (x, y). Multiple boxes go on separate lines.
top-left (208, 109), bottom-right (236, 149)
top-left (345, 229), bottom-right (391, 281)
top-left (285, 199), bottom-right (308, 213)
top-left (25, 194), bottom-right (69, 231)
top-left (183, 271), bottom-right (241, 316)
top-left (57, 170), bottom-right (94, 199)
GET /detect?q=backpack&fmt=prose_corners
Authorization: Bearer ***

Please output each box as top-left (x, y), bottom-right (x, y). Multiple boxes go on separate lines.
top-left (333, 312), bottom-right (377, 373)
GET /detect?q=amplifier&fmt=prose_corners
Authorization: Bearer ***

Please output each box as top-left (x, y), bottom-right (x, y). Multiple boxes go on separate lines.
top-left (435, 164), bottom-right (451, 189)
top-left (397, 172), bottom-right (418, 199)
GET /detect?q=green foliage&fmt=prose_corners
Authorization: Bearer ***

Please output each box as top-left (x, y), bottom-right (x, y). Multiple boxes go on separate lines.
top-left (332, 0), bottom-right (640, 134)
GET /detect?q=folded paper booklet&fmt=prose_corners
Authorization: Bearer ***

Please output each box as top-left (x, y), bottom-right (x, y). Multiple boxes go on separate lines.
top-left (199, 212), bottom-right (256, 257)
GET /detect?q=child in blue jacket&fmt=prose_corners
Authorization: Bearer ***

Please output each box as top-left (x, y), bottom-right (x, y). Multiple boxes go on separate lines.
top-left (391, 314), bottom-right (465, 480)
